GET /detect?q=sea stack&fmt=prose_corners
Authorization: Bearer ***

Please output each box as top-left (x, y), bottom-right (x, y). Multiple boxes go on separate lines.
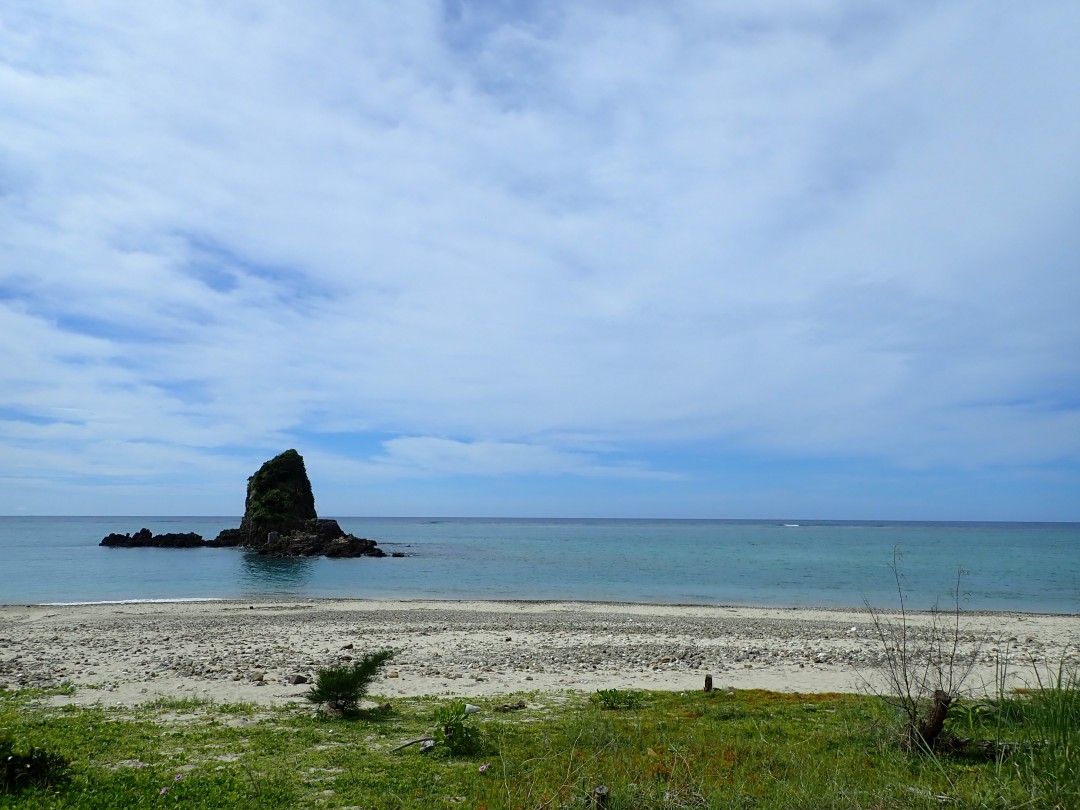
top-left (210, 449), bottom-right (385, 558)
top-left (239, 448), bottom-right (317, 544)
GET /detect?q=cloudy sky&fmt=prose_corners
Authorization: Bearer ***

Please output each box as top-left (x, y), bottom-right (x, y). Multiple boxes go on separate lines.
top-left (2, 1), bottom-right (1078, 519)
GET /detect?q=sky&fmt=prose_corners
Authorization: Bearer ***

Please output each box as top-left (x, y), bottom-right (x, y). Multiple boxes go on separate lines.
top-left (2, 1), bottom-right (1079, 520)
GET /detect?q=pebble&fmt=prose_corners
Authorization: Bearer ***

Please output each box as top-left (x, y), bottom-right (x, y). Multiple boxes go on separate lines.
top-left (2, 605), bottom-right (1074, 701)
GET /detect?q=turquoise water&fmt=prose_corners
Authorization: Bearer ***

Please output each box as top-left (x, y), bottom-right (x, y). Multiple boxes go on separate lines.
top-left (0, 517), bottom-right (1077, 613)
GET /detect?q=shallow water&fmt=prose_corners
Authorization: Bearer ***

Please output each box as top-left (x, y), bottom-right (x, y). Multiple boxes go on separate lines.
top-left (1, 517), bottom-right (1077, 612)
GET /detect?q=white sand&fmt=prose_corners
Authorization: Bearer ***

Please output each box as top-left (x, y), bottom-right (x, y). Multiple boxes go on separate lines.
top-left (1, 599), bottom-right (1076, 708)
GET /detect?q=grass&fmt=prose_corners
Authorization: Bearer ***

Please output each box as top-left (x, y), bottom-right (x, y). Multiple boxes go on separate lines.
top-left (592, 688), bottom-right (647, 710)
top-left (1, 679), bottom-right (1076, 809)
top-left (948, 655), bottom-right (1080, 809)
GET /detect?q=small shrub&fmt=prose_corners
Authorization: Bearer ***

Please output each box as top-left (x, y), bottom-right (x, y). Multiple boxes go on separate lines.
top-left (0, 734), bottom-right (68, 794)
top-left (432, 700), bottom-right (482, 756)
top-left (592, 688), bottom-right (646, 710)
top-left (866, 552), bottom-right (980, 751)
top-left (307, 649), bottom-right (394, 716)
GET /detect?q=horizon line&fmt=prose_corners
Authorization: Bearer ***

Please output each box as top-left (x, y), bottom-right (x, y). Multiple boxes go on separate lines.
top-left (3, 515), bottom-right (1078, 525)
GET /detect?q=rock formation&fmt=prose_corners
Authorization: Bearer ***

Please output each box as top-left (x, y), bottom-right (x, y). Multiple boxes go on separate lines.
top-left (100, 529), bottom-right (205, 548)
top-left (239, 449), bottom-right (317, 545)
top-left (101, 450), bottom-right (387, 558)
top-left (210, 450), bottom-right (385, 558)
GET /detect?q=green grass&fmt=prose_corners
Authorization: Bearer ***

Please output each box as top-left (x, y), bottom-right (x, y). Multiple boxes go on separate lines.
top-left (592, 688), bottom-right (647, 710)
top-left (947, 658), bottom-right (1079, 810)
top-left (2, 681), bottom-right (1076, 809)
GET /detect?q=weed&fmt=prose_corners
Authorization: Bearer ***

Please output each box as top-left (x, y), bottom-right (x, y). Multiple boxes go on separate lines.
top-left (144, 695), bottom-right (214, 712)
top-left (432, 700), bottom-right (483, 757)
top-left (1005, 656), bottom-right (1080, 807)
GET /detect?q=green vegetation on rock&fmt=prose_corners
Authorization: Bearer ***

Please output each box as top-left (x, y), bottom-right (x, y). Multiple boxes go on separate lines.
top-left (238, 449), bottom-right (317, 544)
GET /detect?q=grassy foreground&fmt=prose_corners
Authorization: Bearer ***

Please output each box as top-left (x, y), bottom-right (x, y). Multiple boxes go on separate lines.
top-left (1, 683), bottom-right (1076, 809)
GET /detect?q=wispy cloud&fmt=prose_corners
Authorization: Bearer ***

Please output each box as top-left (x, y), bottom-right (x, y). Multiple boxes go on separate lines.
top-left (366, 437), bottom-right (678, 480)
top-left (1, 1), bottom-right (1078, 517)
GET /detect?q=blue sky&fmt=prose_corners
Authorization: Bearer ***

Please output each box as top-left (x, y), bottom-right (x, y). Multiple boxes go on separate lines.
top-left (1, 1), bottom-right (1078, 519)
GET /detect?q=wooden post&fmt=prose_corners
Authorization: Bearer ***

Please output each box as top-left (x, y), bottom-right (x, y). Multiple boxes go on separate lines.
top-left (704, 674), bottom-right (713, 692)
top-left (588, 785), bottom-right (609, 809)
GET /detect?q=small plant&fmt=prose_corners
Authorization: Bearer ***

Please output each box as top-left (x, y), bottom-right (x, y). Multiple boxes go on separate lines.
top-left (0, 734), bottom-right (68, 794)
top-left (306, 649), bottom-right (394, 716)
top-left (865, 551), bottom-right (980, 751)
top-left (592, 688), bottom-right (646, 710)
top-left (432, 700), bottom-right (482, 756)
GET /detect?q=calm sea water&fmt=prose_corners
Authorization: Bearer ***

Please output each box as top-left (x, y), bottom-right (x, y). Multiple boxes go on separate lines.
top-left (0, 517), bottom-right (1077, 613)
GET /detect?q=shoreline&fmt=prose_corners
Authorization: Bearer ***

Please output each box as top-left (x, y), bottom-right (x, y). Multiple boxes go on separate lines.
top-left (15, 594), bottom-right (1080, 617)
top-left (18, 596), bottom-right (1080, 620)
top-left (2, 599), bottom-right (1076, 708)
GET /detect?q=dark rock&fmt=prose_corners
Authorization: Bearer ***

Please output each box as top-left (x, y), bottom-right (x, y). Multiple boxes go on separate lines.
top-left (207, 528), bottom-right (245, 547)
top-left (313, 519), bottom-right (344, 540)
top-left (288, 674), bottom-right (308, 685)
top-left (209, 450), bottom-right (389, 559)
top-left (257, 519), bottom-right (386, 558)
top-left (236, 449), bottom-right (317, 547)
top-left (102, 450), bottom-right (394, 559)
top-left (100, 529), bottom-right (205, 548)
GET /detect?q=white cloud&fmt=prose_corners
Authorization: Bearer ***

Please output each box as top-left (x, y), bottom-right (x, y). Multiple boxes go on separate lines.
top-left (1, 0), bottom-right (1078, 515)
top-left (369, 436), bottom-right (676, 479)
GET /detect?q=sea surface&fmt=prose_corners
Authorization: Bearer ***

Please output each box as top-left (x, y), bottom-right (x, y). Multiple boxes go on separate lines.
top-left (0, 517), bottom-right (1077, 613)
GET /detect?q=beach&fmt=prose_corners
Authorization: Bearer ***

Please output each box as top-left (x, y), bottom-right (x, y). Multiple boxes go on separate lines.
top-left (2, 599), bottom-right (1076, 708)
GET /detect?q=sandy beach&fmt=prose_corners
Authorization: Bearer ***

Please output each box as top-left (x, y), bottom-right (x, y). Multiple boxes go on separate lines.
top-left (1, 600), bottom-right (1076, 708)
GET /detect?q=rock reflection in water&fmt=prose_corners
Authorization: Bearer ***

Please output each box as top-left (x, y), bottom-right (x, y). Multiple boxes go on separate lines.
top-left (240, 552), bottom-right (314, 593)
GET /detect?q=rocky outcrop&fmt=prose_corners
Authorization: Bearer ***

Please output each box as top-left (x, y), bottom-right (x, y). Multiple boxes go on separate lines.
top-left (236, 449), bottom-right (317, 546)
top-left (101, 529), bottom-right (205, 548)
top-left (259, 519), bottom-right (385, 558)
top-left (209, 450), bottom-right (386, 558)
top-left (209, 528), bottom-right (245, 547)
top-left (205, 517), bottom-right (385, 557)
top-left (101, 450), bottom-right (389, 559)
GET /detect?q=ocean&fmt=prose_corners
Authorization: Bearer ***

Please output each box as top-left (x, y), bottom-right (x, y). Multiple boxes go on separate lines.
top-left (0, 517), bottom-right (1077, 613)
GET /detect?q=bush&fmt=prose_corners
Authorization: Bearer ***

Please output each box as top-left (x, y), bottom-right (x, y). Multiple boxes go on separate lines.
top-left (306, 649), bottom-right (394, 716)
top-left (0, 734), bottom-right (68, 794)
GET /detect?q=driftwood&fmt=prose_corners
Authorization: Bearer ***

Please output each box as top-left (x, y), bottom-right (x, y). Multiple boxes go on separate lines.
top-left (391, 736), bottom-right (434, 752)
